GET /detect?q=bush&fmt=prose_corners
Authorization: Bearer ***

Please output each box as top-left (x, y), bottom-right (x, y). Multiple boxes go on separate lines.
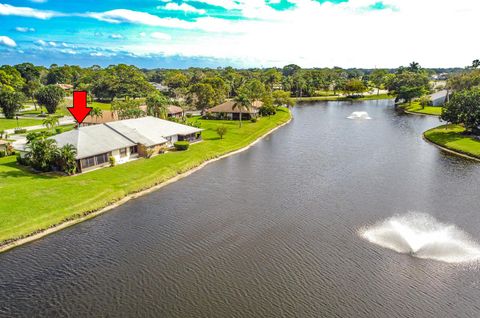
top-left (0, 150), bottom-right (5, 158)
top-left (259, 105), bottom-right (276, 116)
top-left (174, 141), bottom-right (190, 151)
top-left (55, 127), bottom-right (62, 134)
top-left (109, 156), bottom-right (116, 167)
top-left (186, 113), bottom-right (193, 118)
top-left (250, 117), bottom-right (258, 123)
top-left (16, 154), bottom-right (28, 165)
top-left (14, 128), bottom-right (27, 134)
top-left (216, 125), bottom-right (228, 139)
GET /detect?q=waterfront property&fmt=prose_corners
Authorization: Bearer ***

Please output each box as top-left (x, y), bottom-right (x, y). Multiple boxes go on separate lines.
top-left (17, 116), bottom-right (203, 172)
top-left (139, 105), bottom-right (185, 118)
top-left (0, 109), bottom-right (290, 245)
top-left (207, 100), bottom-right (263, 120)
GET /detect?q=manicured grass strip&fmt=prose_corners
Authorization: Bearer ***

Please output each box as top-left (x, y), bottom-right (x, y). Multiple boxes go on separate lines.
top-left (0, 118), bottom-right (44, 131)
top-left (424, 125), bottom-right (480, 159)
top-left (0, 108), bottom-right (291, 244)
top-left (401, 101), bottom-right (443, 116)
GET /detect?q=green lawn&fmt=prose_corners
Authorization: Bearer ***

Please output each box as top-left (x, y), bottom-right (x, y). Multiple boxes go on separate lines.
top-left (401, 101), bottom-right (443, 116)
top-left (0, 108), bottom-right (291, 244)
top-left (0, 118), bottom-right (44, 131)
top-left (424, 125), bottom-right (480, 159)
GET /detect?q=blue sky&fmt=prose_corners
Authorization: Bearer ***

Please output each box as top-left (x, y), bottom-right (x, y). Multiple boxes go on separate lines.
top-left (0, 0), bottom-right (477, 68)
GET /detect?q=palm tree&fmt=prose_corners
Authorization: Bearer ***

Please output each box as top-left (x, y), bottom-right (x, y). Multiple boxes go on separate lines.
top-left (42, 115), bottom-right (60, 132)
top-left (57, 144), bottom-right (77, 175)
top-left (233, 93), bottom-right (251, 128)
top-left (90, 107), bottom-right (103, 123)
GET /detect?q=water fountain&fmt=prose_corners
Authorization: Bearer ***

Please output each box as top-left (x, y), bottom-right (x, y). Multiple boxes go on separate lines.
top-left (359, 212), bottom-right (480, 263)
top-left (347, 111), bottom-right (371, 120)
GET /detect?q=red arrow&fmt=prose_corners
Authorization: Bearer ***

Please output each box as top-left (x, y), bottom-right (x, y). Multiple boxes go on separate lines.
top-left (68, 91), bottom-right (92, 125)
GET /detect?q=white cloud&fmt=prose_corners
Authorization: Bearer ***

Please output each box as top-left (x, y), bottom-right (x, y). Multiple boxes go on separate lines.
top-left (60, 49), bottom-right (77, 55)
top-left (29, 0), bottom-right (48, 3)
top-left (150, 32), bottom-right (171, 40)
top-left (109, 33), bottom-right (123, 39)
top-left (15, 26), bottom-right (35, 32)
top-left (139, 32), bottom-right (147, 37)
top-left (0, 3), bottom-right (61, 19)
top-left (162, 3), bottom-right (206, 14)
top-left (0, 35), bottom-right (16, 47)
top-left (35, 39), bottom-right (48, 46)
top-left (186, 0), bottom-right (241, 10)
top-left (48, 41), bottom-right (56, 46)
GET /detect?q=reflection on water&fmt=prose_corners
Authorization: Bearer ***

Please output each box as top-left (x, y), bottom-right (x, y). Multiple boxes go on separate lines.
top-left (1, 100), bottom-right (480, 317)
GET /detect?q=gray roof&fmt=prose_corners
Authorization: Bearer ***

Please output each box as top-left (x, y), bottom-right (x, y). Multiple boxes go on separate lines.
top-left (50, 125), bottom-right (135, 159)
top-left (106, 116), bottom-right (202, 147)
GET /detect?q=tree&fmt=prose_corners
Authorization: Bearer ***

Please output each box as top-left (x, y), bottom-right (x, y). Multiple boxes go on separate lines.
top-left (216, 125), bottom-right (228, 139)
top-left (146, 92), bottom-right (169, 119)
top-left (385, 70), bottom-right (430, 104)
top-left (343, 79), bottom-right (367, 96)
top-left (262, 69), bottom-right (282, 91)
top-left (370, 69), bottom-right (388, 95)
top-left (472, 59), bottom-right (480, 69)
top-left (233, 92), bottom-right (251, 128)
top-left (22, 80), bottom-right (42, 110)
top-left (56, 144), bottom-right (77, 175)
top-left (43, 115), bottom-right (60, 132)
top-left (244, 79), bottom-right (267, 101)
top-left (418, 95), bottom-right (432, 109)
top-left (26, 138), bottom-right (58, 172)
top-left (441, 88), bottom-right (480, 134)
top-left (189, 83), bottom-right (216, 113)
top-left (111, 99), bottom-right (145, 119)
top-left (35, 85), bottom-right (65, 114)
top-left (0, 90), bottom-right (25, 119)
top-left (90, 107), bottom-right (103, 123)
top-left (272, 90), bottom-right (294, 108)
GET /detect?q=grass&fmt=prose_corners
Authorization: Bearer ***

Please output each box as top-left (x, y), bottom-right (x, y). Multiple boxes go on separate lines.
top-left (424, 125), bottom-right (480, 159)
top-left (0, 118), bottom-right (44, 131)
top-left (295, 94), bottom-right (392, 102)
top-left (23, 124), bottom-right (75, 135)
top-left (401, 101), bottom-right (443, 116)
top-left (0, 108), bottom-right (291, 244)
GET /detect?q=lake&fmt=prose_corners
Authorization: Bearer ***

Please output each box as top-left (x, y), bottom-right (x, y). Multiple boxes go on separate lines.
top-left (1, 100), bottom-right (480, 317)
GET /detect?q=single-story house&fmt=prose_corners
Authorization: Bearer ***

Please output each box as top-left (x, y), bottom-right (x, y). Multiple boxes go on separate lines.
top-left (20, 116), bottom-right (203, 173)
top-left (81, 110), bottom-right (118, 126)
top-left (207, 100), bottom-right (263, 120)
top-left (429, 90), bottom-right (449, 106)
top-left (167, 105), bottom-right (184, 118)
top-left (139, 105), bottom-right (184, 118)
top-left (50, 124), bottom-right (138, 173)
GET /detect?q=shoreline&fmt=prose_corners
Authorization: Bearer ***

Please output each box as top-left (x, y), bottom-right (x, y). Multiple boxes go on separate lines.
top-left (423, 133), bottom-right (480, 162)
top-left (0, 116), bottom-right (292, 254)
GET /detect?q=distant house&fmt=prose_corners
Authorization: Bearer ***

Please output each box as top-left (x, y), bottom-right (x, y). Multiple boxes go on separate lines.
top-left (149, 82), bottom-right (169, 93)
top-left (139, 105), bottom-right (184, 118)
top-left (207, 100), bottom-right (263, 120)
top-left (47, 116), bottom-right (202, 173)
top-left (82, 110), bottom-right (118, 126)
top-left (429, 90), bottom-right (449, 106)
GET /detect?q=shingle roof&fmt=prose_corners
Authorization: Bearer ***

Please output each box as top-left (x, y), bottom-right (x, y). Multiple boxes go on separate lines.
top-left (207, 100), bottom-right (263, 113)
top-left (83, 110), bottom-right (118, 124)
top-left (106, 116), bottom-right (202, 147)
top-left (50, 125), bottom-right (136, 159)
top-left (168, 105), bottom-right (183, 115)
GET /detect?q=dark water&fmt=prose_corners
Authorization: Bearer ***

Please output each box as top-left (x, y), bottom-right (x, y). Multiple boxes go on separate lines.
top-left (1, 100), bottom-right (480, 318)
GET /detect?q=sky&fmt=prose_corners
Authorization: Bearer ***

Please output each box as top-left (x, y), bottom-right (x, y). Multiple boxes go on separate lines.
top-left (0, 0), bottom-right (478, 68)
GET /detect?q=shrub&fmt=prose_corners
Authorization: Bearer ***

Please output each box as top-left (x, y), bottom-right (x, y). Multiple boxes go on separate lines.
top-left (0, 150), bottom-right (5, 158)
top-left (186, 113), bottom-right (193, 118)
top-left (109, 156), bottom-right (116, 167)
top-left (259, 105), bottom-right (276, 116)
top-left (55, 127), bottom-right (62, 134)
top-left (14, 128), bottom-right (27, 134)
top-left (216, 125), bottom-right (228, 139)
top-left (174, 141), bottom-right (190, 151)
top-left (250, 117), bottom-right (258, 123)
top-left (16, 154), bottom-right (28, 165)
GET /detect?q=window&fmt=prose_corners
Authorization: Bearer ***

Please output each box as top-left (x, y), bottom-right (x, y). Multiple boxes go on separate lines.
top-left (120, 148), bottom-right (127, 158)
top-left (95, 153), bottom-right (108, 165)
top-left (80, 156), bottom-right (95, 168)
top-left (130, 146), bottom-right (138, 154)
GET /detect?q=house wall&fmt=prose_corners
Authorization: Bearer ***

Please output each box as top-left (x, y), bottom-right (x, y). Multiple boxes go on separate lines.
top-left (79, 147), bottom-right (138, 173)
